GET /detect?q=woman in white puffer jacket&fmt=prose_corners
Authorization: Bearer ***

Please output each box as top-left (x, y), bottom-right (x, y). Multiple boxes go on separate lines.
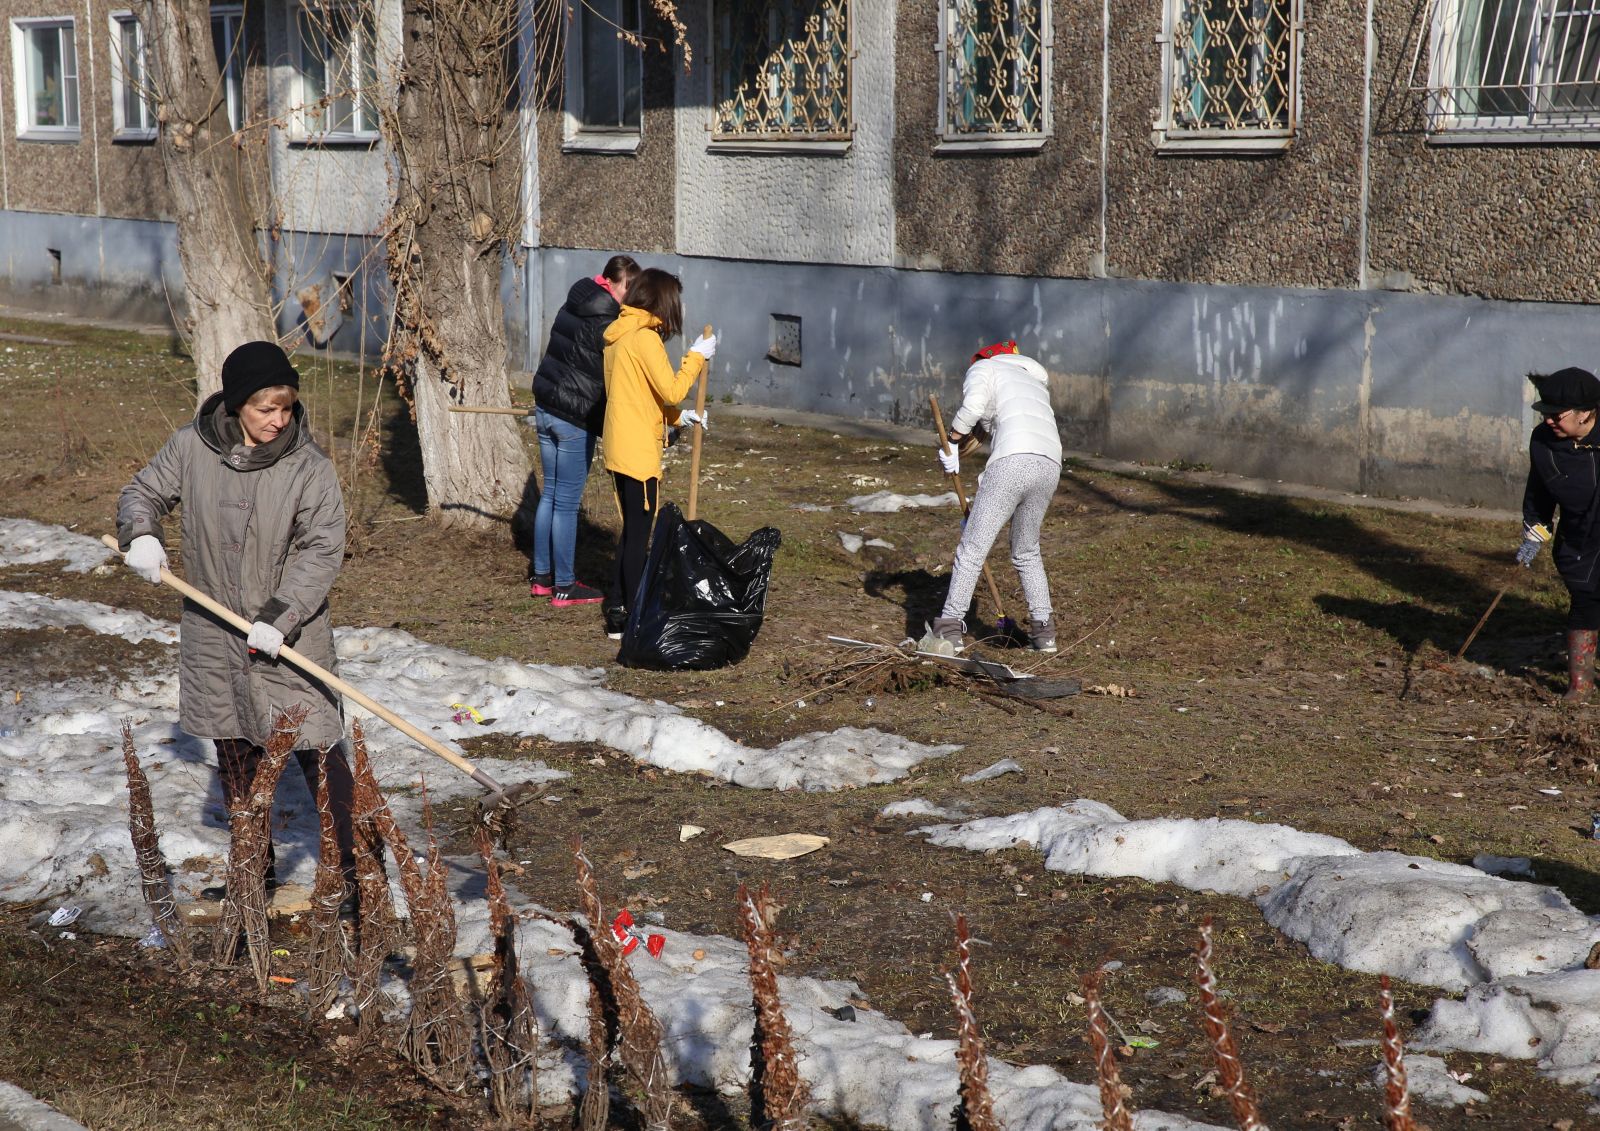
top-left (928, 341), bottom-right (1063, 653)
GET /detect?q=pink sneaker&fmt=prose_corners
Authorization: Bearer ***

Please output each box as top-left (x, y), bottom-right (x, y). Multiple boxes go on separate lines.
top-left (552, 581), bottom-right (604, 607)
top-left (529, 573), bottom-right (554, 597)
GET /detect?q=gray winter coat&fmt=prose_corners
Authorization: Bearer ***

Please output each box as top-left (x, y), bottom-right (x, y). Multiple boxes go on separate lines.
top-left (117, 393), bottom-right (346, 749)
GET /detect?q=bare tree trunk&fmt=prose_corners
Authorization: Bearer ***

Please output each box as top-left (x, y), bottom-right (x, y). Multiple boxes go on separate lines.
top-left (383, 0), bottom-right (530, 530)
top-left (141, 0), bottom-right (276, 401)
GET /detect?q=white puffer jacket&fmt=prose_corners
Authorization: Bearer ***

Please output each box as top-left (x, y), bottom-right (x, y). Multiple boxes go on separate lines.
top-left (949, 354), bottom-right (1062, 464)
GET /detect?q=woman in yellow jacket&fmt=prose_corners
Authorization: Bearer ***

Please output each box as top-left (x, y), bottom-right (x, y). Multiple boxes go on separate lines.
top-left (601, 268), bottom-right (717, 638)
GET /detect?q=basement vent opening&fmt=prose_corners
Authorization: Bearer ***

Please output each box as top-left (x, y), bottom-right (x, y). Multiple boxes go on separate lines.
top-left (48, 248), bottom-right (61, 286)
top-left (767, 313), bottom-right (801, 366)
top-left (332, 272), bottom-right (354, 315)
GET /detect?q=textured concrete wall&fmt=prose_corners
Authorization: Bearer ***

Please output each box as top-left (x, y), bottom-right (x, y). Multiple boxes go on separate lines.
top-left (0, 209), bottom-right (182, 323)
top-left (534, 4), bottom-right (677, 253)
top-left (672, 0), bottom-right (895, 266)
top-left (3, 0), bottom-right (105, 218)
top-left (892, 0), bottom-right (1101, 277)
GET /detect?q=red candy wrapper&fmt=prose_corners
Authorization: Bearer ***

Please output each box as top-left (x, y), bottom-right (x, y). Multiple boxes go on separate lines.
top-left (646, 934), bottom-right (666, 958)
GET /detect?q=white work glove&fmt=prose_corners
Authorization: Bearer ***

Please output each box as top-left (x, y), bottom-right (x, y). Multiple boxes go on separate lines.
top-left (680, 408), bottom-right (709, 432)
top-left (689, 332), bottom-right (717, 360)
top-left (937, 445), bottom-right (959, 475)
top-left (247, 620), bottom-right (285, 659)
top-left (124, 535), bottom-right (167, 584)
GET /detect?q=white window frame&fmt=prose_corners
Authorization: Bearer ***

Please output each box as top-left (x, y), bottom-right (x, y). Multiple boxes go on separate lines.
top-left (1154, 0), bottom-right (1301, 153)
top-left (1424, 0), bottom-right (1600, 142)
top-left (563, 0), bottom-right (643, 153)
top-left (210, 4), bottom-right (246, 133)
top-left (109, 10), bottom-right (157, 141)
top-left (288, 0), bottom-right (379, 144)
top-left (935, 0), bottom-right (1053, 152)
top-left (10, 17), bottom-right (81, 141)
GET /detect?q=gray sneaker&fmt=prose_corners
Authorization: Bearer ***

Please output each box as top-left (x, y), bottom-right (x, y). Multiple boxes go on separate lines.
top-left (1029, 616), bottom-right (1057, 653)
top-left (924, 616), bottom-right (967, 654)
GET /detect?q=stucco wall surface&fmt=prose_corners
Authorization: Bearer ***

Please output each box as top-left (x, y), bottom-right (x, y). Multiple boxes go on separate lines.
top-left (0, 209), bottom-right (181, 324)
top-left (892, 0), bottom-right (1101, 278)
top-left (534, 5), bottom-right (676, 254)
top-left (3, 0), bottom-right (106, 217)
top-left (672, 0), bottom-right (895, 266)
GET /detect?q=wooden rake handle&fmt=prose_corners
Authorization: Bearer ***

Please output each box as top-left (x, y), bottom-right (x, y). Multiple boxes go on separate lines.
top-left (101, 534), bottom-right (510, 798)
top-left (686, 324), bottom-right (712, 521)
top-left (928, 395), bottom-right (1008, 624)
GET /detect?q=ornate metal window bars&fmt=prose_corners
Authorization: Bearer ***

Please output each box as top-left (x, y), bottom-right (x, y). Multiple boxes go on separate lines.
top-left (1421, 0), bottom-right (1600, 137)
top-left (938, 0), bottom-right (1051, 144)
top-left (1159, 0), bottom-right (1299, 147)
top-left (713, 0), bottom-right (851, 141)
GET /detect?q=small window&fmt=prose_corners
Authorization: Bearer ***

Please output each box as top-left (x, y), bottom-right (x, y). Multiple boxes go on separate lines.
top-left (210, 5), bottom-right (247, 132)
top-left (563, 0), bottom-right (642, 151)
top-left (938, 0), bottom-right (1052, 150)
top-left (110, 12), bottom-right (157, 141)
top-left (712, 0), bottom-right (851, 147)
top-left (1424, 0), bottom-right (1600, 140)
top-left (292, 2), bottom-right (378, 142)
top-left (11, 18), bottom-right (80, 139)
top-left (1156, 0), bottom-right (1300, 152)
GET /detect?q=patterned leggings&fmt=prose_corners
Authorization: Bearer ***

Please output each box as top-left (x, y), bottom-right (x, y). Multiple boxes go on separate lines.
top-left (940, 453), bottom-right (1060, 624)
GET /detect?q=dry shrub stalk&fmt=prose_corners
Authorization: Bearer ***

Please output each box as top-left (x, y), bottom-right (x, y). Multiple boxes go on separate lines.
top-left (475, 824), bottom-right (540, 1124)
top-left (1196, 917), bottom-right (1268, 1131)
top-left (573, 836), bottom-right (673, 1130)
top-left (738, 884), bottom-right (809, 1131)
top-left (1378, 976), bottom-right (1417, 1131)
top-left (302, 744), bottom-right (353, 1018)
top-left (945, 914), bottom-right (997, 1131)
top-left (119, 719), bottom-right (191, 967)
top-left (398, 787), bottom-right (472, 1090)
top-left (213, 706), bottom-right (304, 994)
top-left (349, 722), bottom-right (401, 1040)
top-left (1083, 964), bottom-right (1134, 1131)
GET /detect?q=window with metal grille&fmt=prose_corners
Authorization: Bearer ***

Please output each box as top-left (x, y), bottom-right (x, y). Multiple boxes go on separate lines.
top-left (1158, 0), bottom-right (1299, 149)
top-left (11, 18), bottom-right (80, 138)
top-left (1423, 0), bottom-right (1600, 136)
top-left (938, 0), bottom-right (1051, 146)
top-left (110, 11), bottom-right (156, 140)
top-left (293, 2), bottom-right (378, 142)
top-left (563, 0), bottom-right (642, 151)
top-left (712, 0), bottom-right (851, 142)
top-left (211, 6), bottom-right (247, 132)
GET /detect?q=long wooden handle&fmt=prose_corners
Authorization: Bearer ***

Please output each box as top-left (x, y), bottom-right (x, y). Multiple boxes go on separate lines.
top-left (1455, 580), bottom-right (1511, 660)
top-left (686, 324), bottom-right (712, 521)
top-left (929, 395), bottom-right (1008, 623)
top-left (101, 535), bottom-right (508, 796)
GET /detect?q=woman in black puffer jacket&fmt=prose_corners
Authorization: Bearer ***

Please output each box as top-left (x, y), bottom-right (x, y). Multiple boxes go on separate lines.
top-left (530, 254), bottom-right (639, 606)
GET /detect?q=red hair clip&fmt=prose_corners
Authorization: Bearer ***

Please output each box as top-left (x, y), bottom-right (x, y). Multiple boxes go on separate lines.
top-left (971, 340), bottom-right (1018, 362)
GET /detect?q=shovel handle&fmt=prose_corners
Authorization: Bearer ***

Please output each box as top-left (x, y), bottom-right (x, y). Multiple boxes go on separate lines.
top-left (686, 324), bottom-right (712, 522)
top-left (928, 395), bottom-right (1008, 623)
top-left (100, 534), bottom-right (502, 791)
top-left (1454, 579), bottom-right (1512, 660)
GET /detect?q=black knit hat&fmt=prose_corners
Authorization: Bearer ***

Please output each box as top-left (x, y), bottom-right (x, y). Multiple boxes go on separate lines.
top-left (1530, 367), bottom-right (1600, 415)
top-left (221, 341), bottom-right (299, 412)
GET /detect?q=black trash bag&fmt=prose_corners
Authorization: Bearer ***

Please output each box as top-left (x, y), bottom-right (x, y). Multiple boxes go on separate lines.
top-left (618, 503), bottom-right (781, 670)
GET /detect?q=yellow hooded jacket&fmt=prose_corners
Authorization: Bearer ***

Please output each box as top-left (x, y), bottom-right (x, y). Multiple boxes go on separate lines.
top-left (602, 304), bottom-right (706, 484)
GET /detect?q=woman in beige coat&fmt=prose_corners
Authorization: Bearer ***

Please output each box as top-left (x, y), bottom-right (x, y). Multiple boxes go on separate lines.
top-left (117, 341), bottom-right (353, 903)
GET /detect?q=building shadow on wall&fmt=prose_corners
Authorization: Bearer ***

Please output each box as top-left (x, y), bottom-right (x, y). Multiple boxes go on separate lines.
top-left (1067, 467), bottom-right (1564, 662)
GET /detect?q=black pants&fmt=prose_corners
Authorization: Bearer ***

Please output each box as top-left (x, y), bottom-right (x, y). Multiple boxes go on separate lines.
top-left (1569, 585), bottom-right (1600, 631)
top-left (215, 738), bottom-right (357, 885)
top-left (610, 472), bottom-right (659, 611)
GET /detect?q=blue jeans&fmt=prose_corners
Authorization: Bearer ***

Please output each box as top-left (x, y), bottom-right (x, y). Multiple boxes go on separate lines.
top-left (533, 408), bottom-right (597, 586)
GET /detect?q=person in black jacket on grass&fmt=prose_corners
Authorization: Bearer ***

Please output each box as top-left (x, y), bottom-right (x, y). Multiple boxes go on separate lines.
top-left (530, 255), bottom-right (640, 606)
top-left (1519, 367), bottom-right (1600, 702)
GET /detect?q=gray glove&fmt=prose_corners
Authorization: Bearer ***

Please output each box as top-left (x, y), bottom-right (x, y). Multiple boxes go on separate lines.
top-left (1516, 522), bottom-right (1551, 568)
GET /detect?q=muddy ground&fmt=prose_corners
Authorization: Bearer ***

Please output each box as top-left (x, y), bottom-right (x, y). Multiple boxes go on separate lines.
top-left (2, 317), bottom-right (1597, 1129)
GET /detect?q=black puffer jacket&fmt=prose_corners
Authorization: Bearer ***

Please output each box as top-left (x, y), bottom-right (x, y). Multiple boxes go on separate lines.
top-left (1524, 422), bottom-right (1600, 591)
top-left (532, 277), bottom-right (619, 433)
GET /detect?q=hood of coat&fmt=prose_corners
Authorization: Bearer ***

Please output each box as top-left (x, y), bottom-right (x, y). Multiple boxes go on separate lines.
top-left (567, 276), bottom-right (621, 321)
top-left (605, 304), bottom-right (662, 346)
top-left (194, 390), bottom-right (309, 471)
top-left (967, 353), bottom-right (1049, 386)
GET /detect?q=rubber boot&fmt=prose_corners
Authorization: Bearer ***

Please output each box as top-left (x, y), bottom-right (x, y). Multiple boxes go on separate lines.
top-left (1565, 629), bottom-right (1598, 703)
